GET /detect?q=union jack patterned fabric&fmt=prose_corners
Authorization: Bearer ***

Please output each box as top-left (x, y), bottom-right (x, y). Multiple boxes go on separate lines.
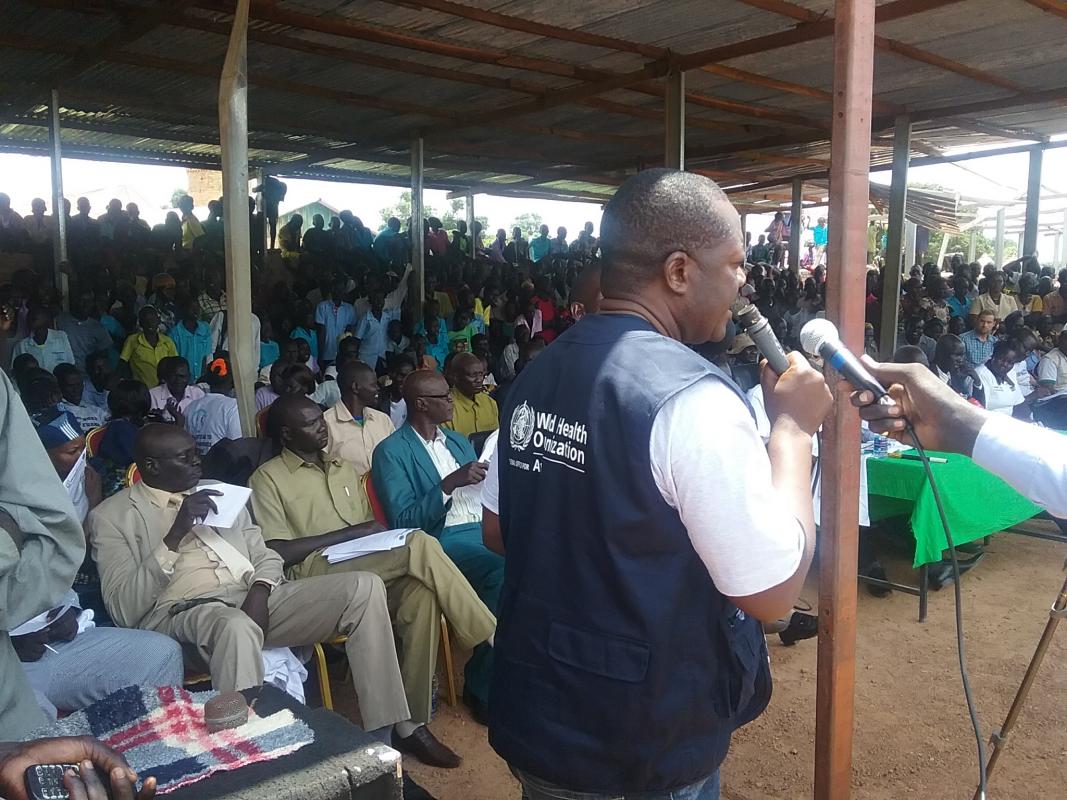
top-left (28, 685), bottom-right (314, 794)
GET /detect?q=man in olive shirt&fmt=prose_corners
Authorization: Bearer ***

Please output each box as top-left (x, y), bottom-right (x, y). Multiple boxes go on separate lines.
top-left (249, 395), bottom-right (495, 768)
top-left (445, 352), bottom-right (499, 438)
top-left (324, 361), bottom-right (395, 476)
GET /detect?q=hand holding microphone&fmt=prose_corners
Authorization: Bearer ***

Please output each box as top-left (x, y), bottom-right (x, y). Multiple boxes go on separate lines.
top-left (737, 307), bottom-right (832, 436)
top-left (791, 319), bottom-right (989, 455)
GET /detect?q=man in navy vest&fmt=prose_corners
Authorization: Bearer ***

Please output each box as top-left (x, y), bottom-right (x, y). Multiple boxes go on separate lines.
top-left (484, 169), bottom-right (833, 799)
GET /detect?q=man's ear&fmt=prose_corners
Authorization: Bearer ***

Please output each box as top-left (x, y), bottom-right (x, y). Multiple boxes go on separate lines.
top-left (141, 456), bottom-right (157, 477)
top-left (662, 251), bottom-right (691, 295)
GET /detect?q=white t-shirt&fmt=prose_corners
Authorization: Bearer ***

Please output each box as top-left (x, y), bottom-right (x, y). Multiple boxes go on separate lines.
top-left (483, 377), bottom-right (805, 598)
top-left (184, 393), bottom-right (242, 454)
top-left (389, 397), bottom-right (408, 429)
top-left (974, 365), bottom-right (1024, 414)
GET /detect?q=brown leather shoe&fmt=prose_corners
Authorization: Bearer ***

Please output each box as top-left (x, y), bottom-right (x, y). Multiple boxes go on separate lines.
top-left (392, 725), bottom-right (462, 769)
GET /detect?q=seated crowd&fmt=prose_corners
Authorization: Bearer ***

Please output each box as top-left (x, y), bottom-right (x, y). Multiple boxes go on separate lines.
top-left (0, 188), bottom-right (603, 769)
top-left (10, 186), bottom-right (1060, 766)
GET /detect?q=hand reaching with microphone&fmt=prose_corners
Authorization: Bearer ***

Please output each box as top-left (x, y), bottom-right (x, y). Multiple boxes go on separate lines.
top-left (761, 351), bottom-right (834, 436)
top-left (848, 357), bottom-right (988, 456)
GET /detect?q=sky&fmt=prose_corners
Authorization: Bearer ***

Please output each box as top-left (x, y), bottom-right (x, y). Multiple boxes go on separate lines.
top-left (2, 141), bottom-right (1065, 261)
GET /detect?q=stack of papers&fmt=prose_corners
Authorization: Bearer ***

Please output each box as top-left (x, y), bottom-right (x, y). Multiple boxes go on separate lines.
top-left (198, 482), bottom-right (254, 528)
top-left (322, 528), bottom-right (416, 564)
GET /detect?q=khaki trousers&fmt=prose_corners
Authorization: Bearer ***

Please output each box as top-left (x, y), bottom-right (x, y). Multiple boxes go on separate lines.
top-left (149, 572), bottom-right (410, 731)
top-left (298, 531), bottom-right (496, 723)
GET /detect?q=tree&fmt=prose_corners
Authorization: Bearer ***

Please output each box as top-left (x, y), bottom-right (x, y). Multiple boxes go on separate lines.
top-left (926, 228), bottom-right (1017, 264)
top-left (511, 212), bottom-right (544, 240)
top-left (170, 188), bottom-right (187, 209)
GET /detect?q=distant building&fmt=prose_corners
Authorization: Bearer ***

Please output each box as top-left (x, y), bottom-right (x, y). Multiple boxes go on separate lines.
top-left (279, 199), bottom-right (341, 230)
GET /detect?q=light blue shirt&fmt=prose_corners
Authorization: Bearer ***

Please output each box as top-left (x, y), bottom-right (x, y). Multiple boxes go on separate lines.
top-left (315, 300), bottom-right (357, 361)
top-left (529, 236), bottom-right (551, 262)
top-left (168, 320), bottom-right (214, 378)
top-left (355, 307), bottom-right (400, 368)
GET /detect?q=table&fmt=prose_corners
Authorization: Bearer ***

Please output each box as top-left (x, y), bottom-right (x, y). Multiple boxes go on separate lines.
top-left (866, 450), bottom-right (1043, 568)
top-left (169, 687), bottom-right (403, 800)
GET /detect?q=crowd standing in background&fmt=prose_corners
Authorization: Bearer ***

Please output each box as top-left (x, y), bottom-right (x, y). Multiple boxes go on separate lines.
top-left (2, 182), bottom-right (1065, 789)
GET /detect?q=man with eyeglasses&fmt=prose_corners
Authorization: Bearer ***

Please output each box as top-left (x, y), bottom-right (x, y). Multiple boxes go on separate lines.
top-left (445, 352), bottom-right (499, 438)
top-left (371, 369), bottom-right (503, 725)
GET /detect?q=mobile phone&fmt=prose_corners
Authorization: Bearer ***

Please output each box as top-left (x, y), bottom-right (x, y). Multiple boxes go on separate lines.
top-left (24, 763), bottom-right (78, 800)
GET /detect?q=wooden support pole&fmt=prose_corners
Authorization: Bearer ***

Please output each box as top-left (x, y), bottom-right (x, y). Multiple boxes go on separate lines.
top-left (411, 134), bottom-right (425, 322)
top-left (664, 69), bottom-right (685, 169)
top-left (789, 177), bottom-right (803, 273)
top-left (218, 0), bottom-right (255, 436)
top-left (47, 88), bottom-right (68, 310)
top-left (816, 1), bottom-right (875, 798)
top-left (995, 208), bottom-right (1006, 266)
top-left (879, 115), bottom-right (910, 358)
top-left (1024, 147), bottom-right (1043, 257)
top-left (968, 228), bottom-right (977, 262)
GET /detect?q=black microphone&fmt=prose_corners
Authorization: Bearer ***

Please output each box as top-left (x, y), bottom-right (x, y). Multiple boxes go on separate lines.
top-left (800, 318), bottom-right (891, 401)
top-left (736, 304), bottom-right (790, 375)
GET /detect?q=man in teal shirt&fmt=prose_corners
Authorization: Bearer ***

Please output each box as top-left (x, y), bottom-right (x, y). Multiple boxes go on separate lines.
top-left (528, 224), bottom-right (551, 263)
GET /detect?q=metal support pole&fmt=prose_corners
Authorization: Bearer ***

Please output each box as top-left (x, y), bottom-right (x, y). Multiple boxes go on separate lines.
top-left (995, 208), bottom-right (1006, 267)
top-left (465, 192), bottom-right (475, 256)
top-left (789, 178), bottom-right (803, 273)
top-left (47, 89), bottom-right (69, 310)
top-left (968, 229), bottom-right (977, 262)
top-left (878, 115), bottom-right (910, 358)
top-left (411, 134), bottom-right (425, 322)
top-left (904, 221), bottom-right (917, 269)
top-left (1024, 147), bottom-right (1043, 257)
top-left (664, 70), bottom-right (685, 170)
top-left (1061, 209), bottom-right (1067, 267)
top-left (218, 0), bottom-right (255, 436)
top-left (816, 1), bottom-right (874, 798)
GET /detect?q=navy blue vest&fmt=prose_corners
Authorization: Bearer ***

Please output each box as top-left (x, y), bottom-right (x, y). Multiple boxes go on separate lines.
top-left (489, 313), bottom-right (772, 793)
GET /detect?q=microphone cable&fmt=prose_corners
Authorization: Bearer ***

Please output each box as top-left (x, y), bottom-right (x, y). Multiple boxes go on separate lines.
top-left (903, 421), bottom-right (987, 800)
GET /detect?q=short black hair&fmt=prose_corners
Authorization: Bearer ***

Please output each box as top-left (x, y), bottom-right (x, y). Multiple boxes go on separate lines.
top-left (108, 379), bottom-right (151, 419)
top-left (892, 345), bottom-right (929, 367)
top-left (599, 168), bottom-right (736, 295)
top-left (21, 369), bottom-right (60, 412)
top-left (53, 362), bottom-right (81, 383)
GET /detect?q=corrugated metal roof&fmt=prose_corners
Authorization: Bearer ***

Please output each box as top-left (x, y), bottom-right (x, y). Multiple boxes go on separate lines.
top-left (1, 0), bottom-right (1066, 203)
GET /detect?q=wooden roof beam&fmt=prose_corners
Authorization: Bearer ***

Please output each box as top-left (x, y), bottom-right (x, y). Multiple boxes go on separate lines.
top-left (187, 0), bottom-right (824, 132)
top-left (1022, 0), bottom-right (1067, 21)
top-left (430, 0), bottom-right (963, 135)
top-left (943, 116), bottom-right (1050, 142)
top-left (380, 0), bottom-right (853, 120)
top-left (738, 0), bottom-right (1034, 95)
top-left (6, 0), bottom-right (176, 113)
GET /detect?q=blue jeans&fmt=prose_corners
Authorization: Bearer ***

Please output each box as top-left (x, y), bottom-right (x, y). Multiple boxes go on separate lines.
top-left (514, 769), bottom-right (720, 800)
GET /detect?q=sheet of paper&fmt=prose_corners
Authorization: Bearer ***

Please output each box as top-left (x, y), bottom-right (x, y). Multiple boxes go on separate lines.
top-left (322, 528), bottom-right (415, 563)
top-left (198, 481), bottom-right (253, 529)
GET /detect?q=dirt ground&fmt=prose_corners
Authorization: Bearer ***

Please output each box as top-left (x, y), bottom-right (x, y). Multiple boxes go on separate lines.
top-left (340, 523), bottom-right (1067, 799)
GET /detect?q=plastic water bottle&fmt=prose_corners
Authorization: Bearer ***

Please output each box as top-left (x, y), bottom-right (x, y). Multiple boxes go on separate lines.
top-left (873, 436), bottom-right (889, 458)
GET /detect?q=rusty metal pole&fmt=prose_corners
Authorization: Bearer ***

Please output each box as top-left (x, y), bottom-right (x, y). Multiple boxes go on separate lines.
top-left (815, 1), bottom-right (875, 798)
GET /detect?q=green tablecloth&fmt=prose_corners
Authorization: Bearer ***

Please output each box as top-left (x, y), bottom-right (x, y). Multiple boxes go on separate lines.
top-left (866, 450), bottom-right (1043, 567)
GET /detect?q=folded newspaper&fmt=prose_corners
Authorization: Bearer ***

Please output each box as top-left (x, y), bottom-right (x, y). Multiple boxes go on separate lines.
top-left (321, 528), bottom-right (416, 563)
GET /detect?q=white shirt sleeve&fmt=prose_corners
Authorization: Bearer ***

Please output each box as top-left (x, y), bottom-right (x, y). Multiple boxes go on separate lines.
top-left (650, 377), bottom-right (805, 597)
top-left (481, 450), bottom-right (499, 515)
top-left (971, 413), bottom-right (1067, 518)
top-left (1037, 354), bottom-right (1058, 385)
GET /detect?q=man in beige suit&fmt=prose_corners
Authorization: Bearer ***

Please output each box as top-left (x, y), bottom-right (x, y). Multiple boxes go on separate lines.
top-left (87, 425), bottom-right (433, 750)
